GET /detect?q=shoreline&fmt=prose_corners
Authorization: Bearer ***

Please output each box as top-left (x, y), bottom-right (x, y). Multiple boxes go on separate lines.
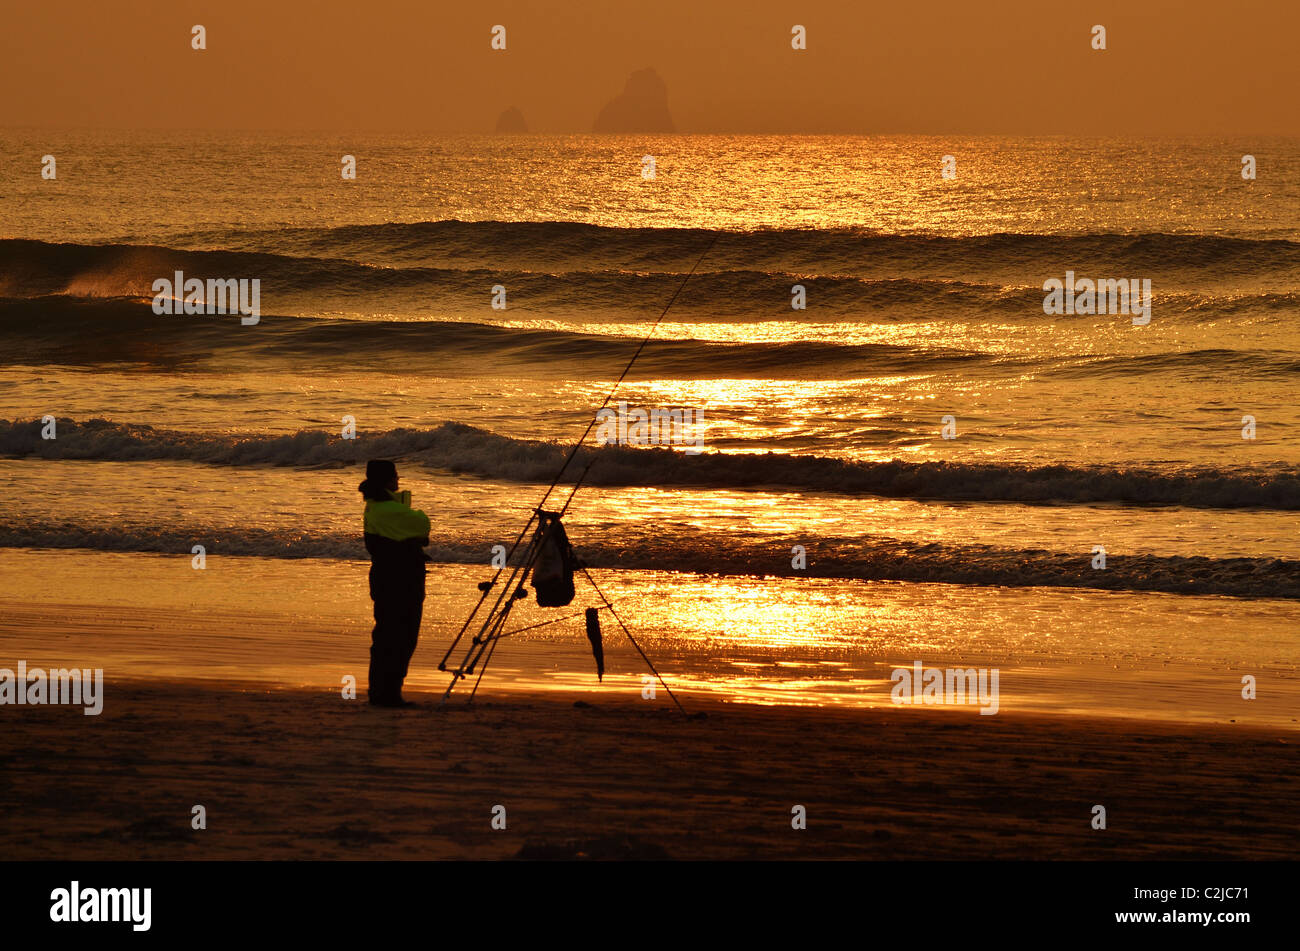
top-left (2, 545), bottom-right (1298, 729)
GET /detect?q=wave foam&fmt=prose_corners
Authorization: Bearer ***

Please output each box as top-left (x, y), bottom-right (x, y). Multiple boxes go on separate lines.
top-left (3, 417), bottom-right (1298, 509)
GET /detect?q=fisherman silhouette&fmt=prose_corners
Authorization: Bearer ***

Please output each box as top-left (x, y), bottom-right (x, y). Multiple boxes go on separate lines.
top-left (358, 459), bottom-right (431, 707)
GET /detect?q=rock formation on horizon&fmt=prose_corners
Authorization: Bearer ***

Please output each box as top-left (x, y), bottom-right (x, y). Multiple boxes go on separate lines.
top-left (592, 68), bottom-right (675, 133)
top-left (494, 106), bottom-right (529, 133)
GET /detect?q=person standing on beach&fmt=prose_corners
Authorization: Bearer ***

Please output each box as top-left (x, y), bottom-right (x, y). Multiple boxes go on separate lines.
top-left (358, 459), bottom-right (431, 707)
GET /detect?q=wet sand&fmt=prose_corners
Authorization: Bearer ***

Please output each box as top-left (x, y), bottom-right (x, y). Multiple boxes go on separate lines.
top-left (3, 549), bottom-right (1296, 859)
top-left (2, 549), bottom-right (1298, 727)
top-left (2, 679), bottom-right (1295, 860)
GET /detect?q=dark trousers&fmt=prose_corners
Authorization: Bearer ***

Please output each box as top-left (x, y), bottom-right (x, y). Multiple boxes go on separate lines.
top-left (369, 595), bottom-right (423, 704)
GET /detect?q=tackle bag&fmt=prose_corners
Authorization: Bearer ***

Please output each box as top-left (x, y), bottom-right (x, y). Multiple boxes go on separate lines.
top-left (531, 511), bottom-right (577, 607)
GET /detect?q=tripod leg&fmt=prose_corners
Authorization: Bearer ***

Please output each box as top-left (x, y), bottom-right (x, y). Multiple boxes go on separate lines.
top-left (439, 511), bottom-right (540, 670)
top-left (469, 626), bottom-right (504, 701)
top-left (578, 567), bottom-right (687, 715)
top-left (443, 527), bottom-right (542, 703)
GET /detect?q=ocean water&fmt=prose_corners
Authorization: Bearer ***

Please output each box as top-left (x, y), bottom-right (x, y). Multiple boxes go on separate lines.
top-left (1, 133), bottom-right (1297, 716)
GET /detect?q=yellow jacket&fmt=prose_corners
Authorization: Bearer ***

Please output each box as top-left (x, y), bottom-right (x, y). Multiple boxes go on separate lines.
top-left (363, 489), bottom-right (430, 542)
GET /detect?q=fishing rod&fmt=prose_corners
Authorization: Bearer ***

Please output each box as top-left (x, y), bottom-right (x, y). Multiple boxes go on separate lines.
top-left (440, 231), bottom-right (721, 706)
top-left (436, 433), bottom-right (596, 675)
top-left (448, 460), bottom-right (597, 697)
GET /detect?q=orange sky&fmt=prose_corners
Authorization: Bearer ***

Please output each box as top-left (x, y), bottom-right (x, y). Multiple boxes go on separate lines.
top-left (3, 0), bottom-right (1297, 133)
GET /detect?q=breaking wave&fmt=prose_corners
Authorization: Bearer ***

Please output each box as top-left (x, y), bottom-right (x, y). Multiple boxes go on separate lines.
top-left (3, 417), bottom-right (1298, 509)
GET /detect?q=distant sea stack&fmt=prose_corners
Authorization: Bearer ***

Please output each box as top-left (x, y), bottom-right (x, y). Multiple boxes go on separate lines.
top-left (593, 68), bottom-right (675, 132)
top-left (494, 106), bottom-right (528, 133)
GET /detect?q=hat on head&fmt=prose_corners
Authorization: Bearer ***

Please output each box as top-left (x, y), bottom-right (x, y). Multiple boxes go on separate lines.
top-left (365, 459), bottom-right (397, 482)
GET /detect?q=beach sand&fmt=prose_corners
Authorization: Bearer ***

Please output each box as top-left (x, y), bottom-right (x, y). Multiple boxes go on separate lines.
top-left (2, 549), bottom-right (1296, 859)
top-left (3, 679), bottom-right (1295, 860)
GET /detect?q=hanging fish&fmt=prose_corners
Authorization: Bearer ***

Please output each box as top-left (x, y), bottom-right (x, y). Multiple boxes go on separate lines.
top-left (585, 607), bottom-right (605, 681)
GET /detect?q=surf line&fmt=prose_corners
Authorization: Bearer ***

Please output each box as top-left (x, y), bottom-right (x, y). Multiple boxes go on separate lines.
top-left (438, 232), bottom-right (722, 711)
